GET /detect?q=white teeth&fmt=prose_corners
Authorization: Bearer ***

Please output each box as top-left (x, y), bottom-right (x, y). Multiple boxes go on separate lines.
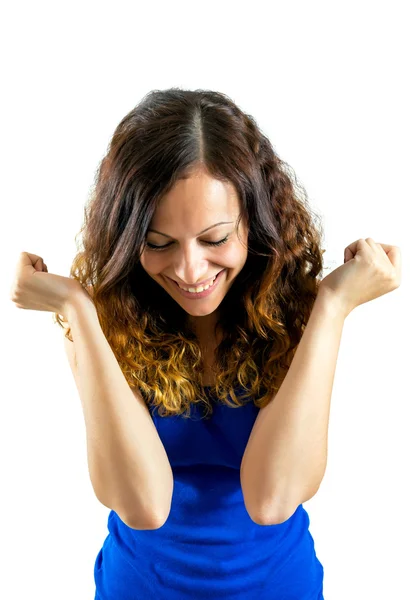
top-left (179, 274), bottom-right (218, 293)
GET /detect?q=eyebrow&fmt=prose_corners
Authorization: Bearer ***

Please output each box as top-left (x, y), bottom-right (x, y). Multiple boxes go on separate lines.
top-left (147, 221), bottom-right (234, 239)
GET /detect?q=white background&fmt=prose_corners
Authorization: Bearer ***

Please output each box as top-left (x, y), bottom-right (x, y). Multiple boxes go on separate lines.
top-left (1, 1), bottom-right (410, 598)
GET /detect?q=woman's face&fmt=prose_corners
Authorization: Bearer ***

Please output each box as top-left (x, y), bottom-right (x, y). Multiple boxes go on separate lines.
top-left (139, 167), bottom-right (249, 323)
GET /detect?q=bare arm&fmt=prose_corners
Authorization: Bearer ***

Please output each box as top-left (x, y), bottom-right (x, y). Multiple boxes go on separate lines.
top-left (63, 291), bottom-right (174, 530)
top-left (240, 290), bottom-right (345, 525)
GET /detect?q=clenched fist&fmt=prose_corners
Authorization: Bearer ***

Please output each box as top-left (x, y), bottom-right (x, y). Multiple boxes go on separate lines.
top-left (318, 238), bottom-right (401, 318)
top-left (10, 252), bottom-right (86, 318)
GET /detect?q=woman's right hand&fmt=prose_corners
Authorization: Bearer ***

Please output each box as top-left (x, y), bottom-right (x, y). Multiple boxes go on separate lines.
top-left (9, 252), bottom-right (87, 318)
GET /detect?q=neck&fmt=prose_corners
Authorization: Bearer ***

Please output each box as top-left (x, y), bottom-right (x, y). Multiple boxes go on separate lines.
top-left (187, 312), bottom-right (218, 337)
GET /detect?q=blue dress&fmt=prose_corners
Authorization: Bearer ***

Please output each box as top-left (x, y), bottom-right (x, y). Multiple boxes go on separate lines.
top-left (94, 386), bottom-right (324, 599)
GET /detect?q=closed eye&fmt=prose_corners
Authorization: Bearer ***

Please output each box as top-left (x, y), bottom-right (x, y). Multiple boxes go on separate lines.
top-left (145, 235), bottom-right (229, 251)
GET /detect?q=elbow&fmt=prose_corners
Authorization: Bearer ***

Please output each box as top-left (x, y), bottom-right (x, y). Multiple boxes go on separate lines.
top-left (121, 503), bottom-right (171, 530)
top-left (245, 502), bottom-right (296, 526)
top-left (151, 502), bottom-right (172, 529)
top-left (96, 494), bottom-right (171, 530)
top-left (98, 490), bottom-right (173, 531)
top-left (241, 471), bottom-right (322, 526)
top-left (247, 486), bottom-right (321, 525)
top-left (242, 485), bottom-right (297, 526)
top-left (126, 488), bottom-right (173, 530)
top-left (113, 473), bottom-right (174, 531)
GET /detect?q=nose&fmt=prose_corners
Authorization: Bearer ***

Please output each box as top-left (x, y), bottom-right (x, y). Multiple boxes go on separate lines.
top-left (172, 246), bottom-right (212, 286)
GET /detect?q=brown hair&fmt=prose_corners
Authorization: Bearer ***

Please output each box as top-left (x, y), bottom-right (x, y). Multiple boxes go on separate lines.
top-left (54, 88), bottom-right (326, 419)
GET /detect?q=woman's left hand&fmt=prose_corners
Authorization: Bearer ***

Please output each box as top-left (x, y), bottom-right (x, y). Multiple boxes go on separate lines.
top-left (318, 238), bottom-right (401, 318)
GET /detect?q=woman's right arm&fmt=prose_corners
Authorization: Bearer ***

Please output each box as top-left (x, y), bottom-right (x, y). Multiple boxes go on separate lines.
top-left (63, 291), bottom-right (174, 530)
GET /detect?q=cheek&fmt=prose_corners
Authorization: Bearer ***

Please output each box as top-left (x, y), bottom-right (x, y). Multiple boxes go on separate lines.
top-left (140, 252), bottom-right (165, 274)
top-left (223, 244), bottom-right (247, 268)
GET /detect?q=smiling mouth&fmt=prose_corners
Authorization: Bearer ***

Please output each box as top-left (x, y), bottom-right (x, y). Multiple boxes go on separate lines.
top-left (165, 269), bottom-right (226, 298)
top-left (170, 270), bottom-right (224, 288)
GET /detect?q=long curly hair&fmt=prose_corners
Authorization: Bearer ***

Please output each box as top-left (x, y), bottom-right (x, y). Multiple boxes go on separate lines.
top-left (54, 88), bottom-right (326, 420)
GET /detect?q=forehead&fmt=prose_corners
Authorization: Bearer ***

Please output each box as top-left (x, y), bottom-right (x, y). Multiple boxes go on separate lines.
top-left (151, 173), bottom-right (240, 226)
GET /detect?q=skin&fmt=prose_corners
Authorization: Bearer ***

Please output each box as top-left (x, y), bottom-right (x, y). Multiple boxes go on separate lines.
top-left (139, 165), bottom-right (249, 347)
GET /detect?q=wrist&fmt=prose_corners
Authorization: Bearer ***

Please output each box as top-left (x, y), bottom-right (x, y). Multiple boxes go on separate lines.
top-left (65, 287), bottom-right (98, 324)
top-left (315, 287), bottom-right (350, 321)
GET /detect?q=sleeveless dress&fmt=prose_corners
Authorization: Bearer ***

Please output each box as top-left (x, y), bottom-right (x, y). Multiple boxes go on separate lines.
top-left (94, 386), bottom-right (324, 599)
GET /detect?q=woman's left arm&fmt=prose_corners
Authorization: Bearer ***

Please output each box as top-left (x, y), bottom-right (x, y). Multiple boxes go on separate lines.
top-left (240, 291), bottom-right (345, 526)
top-left (240, 238), bottom-right (401, 526)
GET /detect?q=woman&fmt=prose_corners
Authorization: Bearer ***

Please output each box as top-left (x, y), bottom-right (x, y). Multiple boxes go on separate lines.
top-left (10, 88), bottom-right (401, 599)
